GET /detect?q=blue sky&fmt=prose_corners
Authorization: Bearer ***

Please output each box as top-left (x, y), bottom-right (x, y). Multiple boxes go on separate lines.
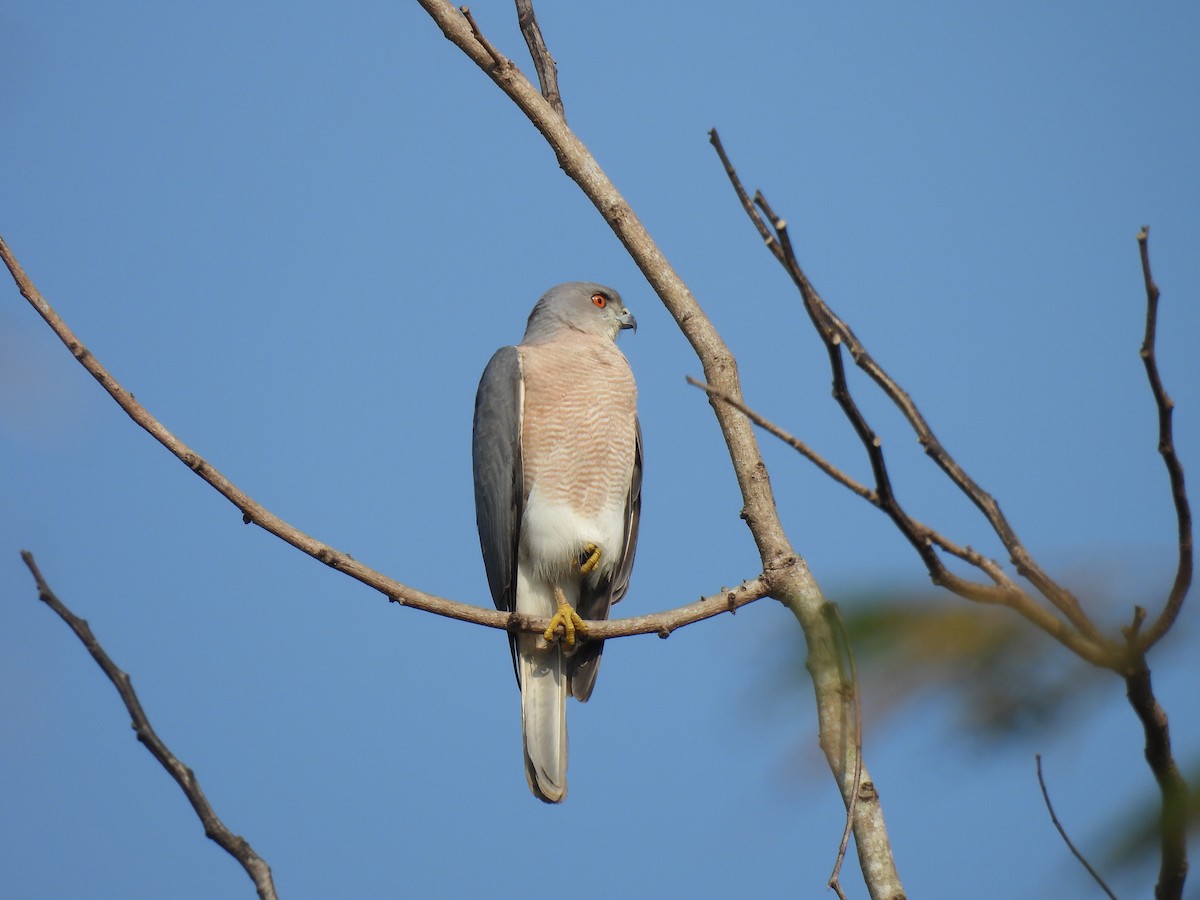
top-left (3, 2), bottom-right (1198, 897)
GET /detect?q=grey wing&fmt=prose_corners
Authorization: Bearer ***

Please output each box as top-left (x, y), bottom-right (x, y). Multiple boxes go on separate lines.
top-left (472, 346), bottom-right (524, 680)
top-left (570, 418), bottom-right (643, 701)
top-left (608, 418), bottom-right (643, 608)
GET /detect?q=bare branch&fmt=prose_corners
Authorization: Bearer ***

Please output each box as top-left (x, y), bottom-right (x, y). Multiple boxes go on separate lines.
top-left (1036, 754), bottom-right (1118, 900)
top-left (0, 233), bottom-right (768, 642)
top-left (715, 124), bottom-right (1191, 894)
top-left (414, 4), bottom-right (905, 895)
top-left (709, 128), bottom-right (1110, 654)
top-left (827, 602), bottom-right (864, 899)
top-left (514, 0), bottom-right (564, 118)
top-left (686, 376), bottom-right (1117, 667)
top-left (1135, 227), bottom-right (1193, 651)
top-left (688, 378), bottom-right (1005, 577)
top-left (687, 376), bottom-right (876, 504)
top-left (458, 6), bottom-right (507, 69)
top-left (1124, 656), bottom-right (1191, 899)
top-left (19, 551), bottom-right (278, 900)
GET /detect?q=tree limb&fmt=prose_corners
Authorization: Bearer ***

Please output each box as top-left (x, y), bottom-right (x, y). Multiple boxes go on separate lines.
top-left (686, 377), bottom-right (1007, 579)
top-left (684, 376), bottom-right (1116, 663)
top-left (415, 3), bottom-right (904, 896)
top-left (707, 129), bottom-right (1122, 668)
top-left (708, 127), bottom-right (1193, 898)
top-left (709, 129), bottom-right (1108, 650)
top-left (827, 602), bottom-right (864, 900)
top-left (0, 232), bottom-right (769, 641)
top-left (19, 551), bottom-right (278, 900)
top-left (1125, 647), bottom-right (1191, 899)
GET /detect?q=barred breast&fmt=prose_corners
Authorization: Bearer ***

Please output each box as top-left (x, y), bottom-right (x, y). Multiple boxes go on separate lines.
top-left (519, 332), bottom-right (637, 532)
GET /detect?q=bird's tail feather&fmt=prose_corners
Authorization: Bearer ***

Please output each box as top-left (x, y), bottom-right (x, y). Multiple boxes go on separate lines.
top-left (518, 634), bottom-right (568, 803)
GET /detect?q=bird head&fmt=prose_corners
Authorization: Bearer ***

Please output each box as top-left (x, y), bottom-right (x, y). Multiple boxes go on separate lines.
top-left (523, 282), bottom-right (636, 343)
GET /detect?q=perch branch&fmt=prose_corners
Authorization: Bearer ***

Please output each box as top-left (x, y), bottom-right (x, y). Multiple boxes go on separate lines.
top-left (0, 233), bottom-right (767, 641)
top-left (1135, 227), bottom-right (1192, 652)
top-left (415, 3), bottom-right (904, 895)
top-left (19, 551), bottom-right (278, 900)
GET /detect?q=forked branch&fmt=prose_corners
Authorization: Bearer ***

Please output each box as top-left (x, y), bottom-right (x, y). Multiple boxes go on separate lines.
top-left (415, 4), bottom-right (904, 896)
top-left (708, 129), bottom-right (1192, 898)
top-left (707, 132), bottom-right (1123, 667)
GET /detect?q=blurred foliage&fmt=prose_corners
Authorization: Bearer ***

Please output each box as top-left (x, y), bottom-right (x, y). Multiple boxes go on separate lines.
top-left (1101, 761), bottom-right (1200, 870)
top-left (838, 589), bottom-right (1101, 740)
top-left (756, 584), bottom-right (1199, 881)
top-left (764, 587), bottom-right (1108, 741)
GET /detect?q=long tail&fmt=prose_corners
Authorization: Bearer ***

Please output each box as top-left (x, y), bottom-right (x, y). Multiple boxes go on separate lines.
top-left (518, 632), bottom-right (568, 803)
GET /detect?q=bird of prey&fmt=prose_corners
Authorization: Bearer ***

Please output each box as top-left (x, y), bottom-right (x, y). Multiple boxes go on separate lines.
top-left (472, 282), bottom-right (642, 803)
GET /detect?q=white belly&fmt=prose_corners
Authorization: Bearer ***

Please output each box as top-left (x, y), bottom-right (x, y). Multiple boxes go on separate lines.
top-left (518, 485), bottom-right (625, 590)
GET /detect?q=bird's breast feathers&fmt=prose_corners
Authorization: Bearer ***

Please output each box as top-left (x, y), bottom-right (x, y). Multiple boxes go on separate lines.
top-left (515, 335), bottom-right (637, 583)
top-left (519, 490), bottom-right (626, 584)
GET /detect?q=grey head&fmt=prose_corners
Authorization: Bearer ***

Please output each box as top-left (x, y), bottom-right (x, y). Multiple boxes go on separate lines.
top-left (521, 282), bottom-right (637, 344)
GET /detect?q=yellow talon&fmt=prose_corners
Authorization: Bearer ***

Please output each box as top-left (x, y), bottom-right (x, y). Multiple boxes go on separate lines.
top-left (544, 586), bottom-right (587, 646)
top-left (579, 542), bottom-right (602, 574)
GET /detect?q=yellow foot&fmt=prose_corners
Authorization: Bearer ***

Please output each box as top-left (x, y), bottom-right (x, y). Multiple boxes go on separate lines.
top-left (579, 542), bottom-right (602, 574)
top-left (544, 586), bottom-right (588, 646)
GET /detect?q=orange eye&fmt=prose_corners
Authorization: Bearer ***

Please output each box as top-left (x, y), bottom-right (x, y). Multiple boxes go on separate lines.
top-left (591, 292), bottom-right (607, 309)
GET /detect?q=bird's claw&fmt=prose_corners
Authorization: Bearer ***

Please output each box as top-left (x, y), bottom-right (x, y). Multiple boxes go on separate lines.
top-left (544, 589), bottom-right (587, 646)
top-left (579, 542), bottom-right (602, 574)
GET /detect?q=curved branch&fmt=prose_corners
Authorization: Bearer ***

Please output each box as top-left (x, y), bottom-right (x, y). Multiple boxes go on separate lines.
top-left (20, 551), bottom-right (278, 900)
top-left (415, 4), bottom-right (904, 897)
top-left (687, 378), bottom-right (1011, 580)
top-left (1136, 227), bottom-right (1193, 651)
top-left (709, 129), bottom-right (1106, 649)
top-left (0, 234), bottom-right (768, 640)
top-left (1036, 754), bottom-right (1118, 900)
top-left (708, 129), bottom-right (1190, 895)
top-left (1124, 654), bottom-right (1190, 899)
top-left (687, 376), bottom-right (1118, 668)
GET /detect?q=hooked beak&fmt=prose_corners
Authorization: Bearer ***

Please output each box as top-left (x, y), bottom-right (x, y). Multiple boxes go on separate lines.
top-left (618, 308), bottom-right (637, 333)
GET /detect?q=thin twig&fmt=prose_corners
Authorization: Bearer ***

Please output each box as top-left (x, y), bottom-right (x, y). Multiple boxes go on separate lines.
top-left (413, 6), bottom-right (906, 895)
top-left (708, 128), bottom-right (1112, 660)
top-left (1135, 227), bottom-right (1193, 651)
top-left (686, 376), bottom-right (1017, 587)
top-left (459, 6), bottom-right (507, 68)
top-left (688, 376), bottom-right (1111, 665)
top-left (687, 377), bottom-right (875, 502)
top-left (0, 233), bottom-right (768, 641)
top-left (1036, 754), bottom-right (1119, 900)
top-left (514, 0), bottom-right (564, 118)
top-left (19, 551), bottom-right (278, 900)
